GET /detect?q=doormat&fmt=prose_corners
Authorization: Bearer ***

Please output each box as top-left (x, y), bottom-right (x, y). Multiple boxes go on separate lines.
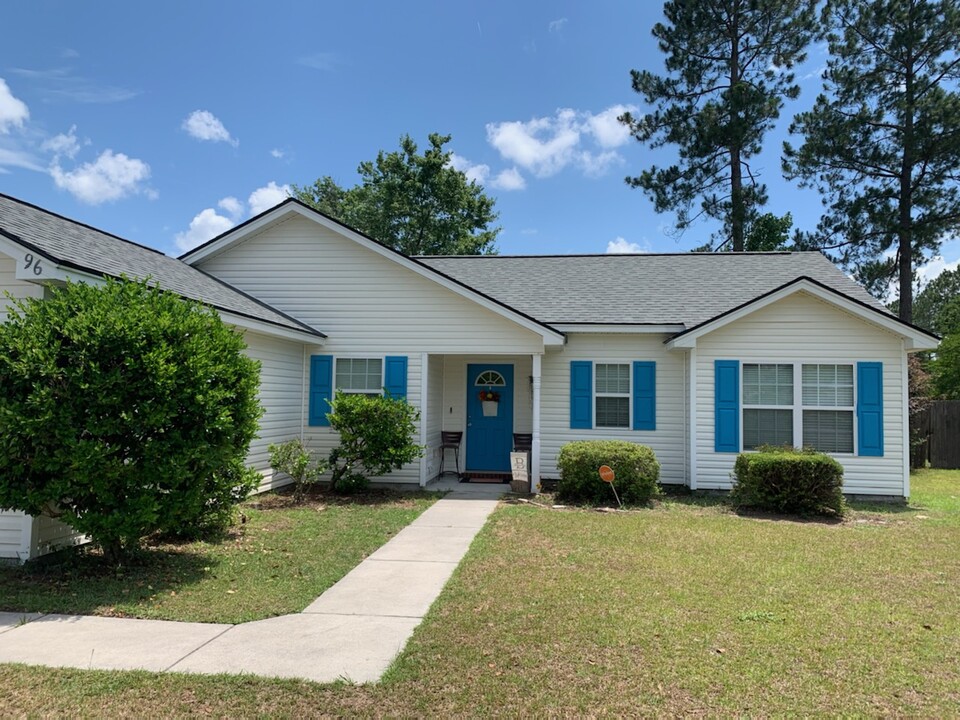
top-left (462, 474), bottom-right (510, 483)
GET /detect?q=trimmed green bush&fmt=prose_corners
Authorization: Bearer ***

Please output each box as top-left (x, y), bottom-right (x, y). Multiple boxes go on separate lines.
top-left (557, 440), bottom-right (660, 505)
top-left (731, 445), bottom-right (846, 517)
top-left (0, 278), bottom-right (263, 559)
top-left (327, 392), bottom-right (422, 494)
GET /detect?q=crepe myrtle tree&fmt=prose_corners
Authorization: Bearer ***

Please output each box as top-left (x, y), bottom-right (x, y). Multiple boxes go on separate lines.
top-left (0, 278), bottom-right (263, 560)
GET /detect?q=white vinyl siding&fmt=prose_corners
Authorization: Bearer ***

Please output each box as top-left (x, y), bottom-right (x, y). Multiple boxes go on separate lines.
top-left (240, 331), bottom-right (307, 491)
top-left (0, 510), bottom-right (29, 561)
top-left (696, 291), bottom-right (907, 496)
top-left (423, 355), bottom-right (444, 482)
top-left (540, 334), bottom-right (686, 485)
top-left (0, 253), bottom-right (44, 322)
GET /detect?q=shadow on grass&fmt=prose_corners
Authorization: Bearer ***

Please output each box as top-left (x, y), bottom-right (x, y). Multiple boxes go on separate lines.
top-left (0, 545), bottom-right (218, 617)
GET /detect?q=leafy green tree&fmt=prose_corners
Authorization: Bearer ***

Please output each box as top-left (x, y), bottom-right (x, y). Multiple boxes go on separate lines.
top-left (913, 267), bottom-right (960, 333)
top-left (784, 0), bottom-right (960, 323)
top-left (692, 212), bottom-right (794, 252)
top-left (293, 133), bottom-right (499, 256)
top-left (621, 0), bottom-right (818, 251)
top-left (0, 278), bottom-right (262, 560)
top-left (326, 392), bottom-right (422, 493)
top-left (932, 325), bottom-right (960, 398)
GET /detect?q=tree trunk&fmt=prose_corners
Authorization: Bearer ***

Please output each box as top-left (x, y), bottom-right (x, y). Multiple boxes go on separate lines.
top-left (729, 5), bottom-right (745, 252)
top-left (898, 33), bottom-right (917, 324)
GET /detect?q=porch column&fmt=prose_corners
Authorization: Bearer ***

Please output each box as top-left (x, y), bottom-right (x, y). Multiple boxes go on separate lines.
top-left (419, 352), bottom-right (429, 487)
top-left (531, 353), bottom-right (542, 494)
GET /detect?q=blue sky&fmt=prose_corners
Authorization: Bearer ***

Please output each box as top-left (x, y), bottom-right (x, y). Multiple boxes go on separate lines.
top-left (1, 1), bottom-right (956, 291)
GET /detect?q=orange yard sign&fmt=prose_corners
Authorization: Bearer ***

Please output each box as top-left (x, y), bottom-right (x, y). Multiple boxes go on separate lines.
top-left (598, 465), bottom-right (615, 483)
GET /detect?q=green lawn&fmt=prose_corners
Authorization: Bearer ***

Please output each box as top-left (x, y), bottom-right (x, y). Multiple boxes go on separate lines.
top-left (1, 470), bottom-right (958, 717)
top-left (0, 490), bottom-right (438, 624)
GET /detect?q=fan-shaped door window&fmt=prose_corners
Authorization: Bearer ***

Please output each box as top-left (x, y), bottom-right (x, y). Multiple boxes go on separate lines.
top-left (475, 370), bottom-right (506, 387)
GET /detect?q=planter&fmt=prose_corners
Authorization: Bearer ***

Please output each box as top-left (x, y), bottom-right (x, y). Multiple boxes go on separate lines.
top-left (481, 400), bottom-right (499, 417)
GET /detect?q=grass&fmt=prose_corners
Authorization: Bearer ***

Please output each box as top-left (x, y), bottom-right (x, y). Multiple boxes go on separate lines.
top-left (0, 490), bottom-right (438, 624)
top-left (1, 470), bottom-right (959, 716)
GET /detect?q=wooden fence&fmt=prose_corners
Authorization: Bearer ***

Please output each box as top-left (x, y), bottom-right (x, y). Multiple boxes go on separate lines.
top-left (911, 401), bottom-right (960, 469)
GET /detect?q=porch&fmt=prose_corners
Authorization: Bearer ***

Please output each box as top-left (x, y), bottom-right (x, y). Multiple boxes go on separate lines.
top-left (418, 353), bottom-right (542, 492)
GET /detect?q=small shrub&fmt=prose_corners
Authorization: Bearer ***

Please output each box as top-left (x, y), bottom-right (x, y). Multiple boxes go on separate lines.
top-left (269, 438), bottom-right (327, 502)
top-left (731, 445), bottom-right (846, 517)
top-left (327, 392), bottom-right (422, 494)
top-left (557, 440), bottom-right (660, 505)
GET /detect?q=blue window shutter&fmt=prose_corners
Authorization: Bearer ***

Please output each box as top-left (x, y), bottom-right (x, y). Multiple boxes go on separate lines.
top-left (384, 356), bottom-right (408, 399)
top-left (714, 360), bottom-right (740, 452)
top-left (857, 362), bottom-right (883, 456)
top-left (570, 361), bottom-right (593, 429)
top-left (633, 361), bottom-right (656, 431)
top-left (309, 355), bottom-right (333, 427)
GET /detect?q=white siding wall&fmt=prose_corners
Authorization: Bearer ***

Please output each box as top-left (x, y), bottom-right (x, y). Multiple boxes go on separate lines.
top-left (440, 355), bottom-right (534, 474)
top-left (196, 215), bottom-right (545, 484)
top-left (0, 510), bottom-right (29, 561)
top-left (540, 335), bottom-right (687, 485)
top-left (0, 254), bottom-right (45, 559)
top-left (34, 515), bottom-right (86, 557)
top-left (695, 291), bottom-right (906, 496)
top-left (241, 331), bottom-right (307, 491)
top-left (0, 254), bottom-right (44, 321)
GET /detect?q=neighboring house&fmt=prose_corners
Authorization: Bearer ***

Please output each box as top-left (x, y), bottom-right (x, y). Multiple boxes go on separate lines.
top-left (0, 194), bottom-right (939, 561)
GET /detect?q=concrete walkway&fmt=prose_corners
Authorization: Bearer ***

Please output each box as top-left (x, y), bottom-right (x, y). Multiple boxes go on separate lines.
top-left (0, 484), bottom-right (505, 683)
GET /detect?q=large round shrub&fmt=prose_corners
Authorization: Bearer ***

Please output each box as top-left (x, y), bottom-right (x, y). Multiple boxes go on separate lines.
top-left (0, 278), bottom-right (262, 558)
top-left (731, 445), bottom-right (846, 517)
top-left (557, 440), bottom-right (660, 505)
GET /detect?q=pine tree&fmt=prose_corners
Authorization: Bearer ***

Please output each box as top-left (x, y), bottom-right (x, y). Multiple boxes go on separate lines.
top-left (784, 0), bottom-right (960, 322)
top-left (621, 0), bottom-right (817, 250)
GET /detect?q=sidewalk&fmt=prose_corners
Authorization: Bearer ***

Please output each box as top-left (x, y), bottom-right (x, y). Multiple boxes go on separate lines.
top-left (0, 484), bottom-right (505, 684)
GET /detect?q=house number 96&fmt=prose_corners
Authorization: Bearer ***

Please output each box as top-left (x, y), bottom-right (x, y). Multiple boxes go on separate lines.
top-left (23, 254), bottom-right (43, 276)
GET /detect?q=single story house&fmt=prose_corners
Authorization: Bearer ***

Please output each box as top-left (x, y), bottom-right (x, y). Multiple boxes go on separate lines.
top-left (0, 193), bottom-right (939, 561)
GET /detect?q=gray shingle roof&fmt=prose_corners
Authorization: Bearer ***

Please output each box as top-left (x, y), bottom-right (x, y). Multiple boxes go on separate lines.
top-left (0, 194), bottom-right (323, 338)
top-left (418, 252), bottom-right (889, 327)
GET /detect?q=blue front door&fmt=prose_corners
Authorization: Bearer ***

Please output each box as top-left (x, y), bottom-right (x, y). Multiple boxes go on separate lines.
top-left (466, 364), bottom-right (514, 473)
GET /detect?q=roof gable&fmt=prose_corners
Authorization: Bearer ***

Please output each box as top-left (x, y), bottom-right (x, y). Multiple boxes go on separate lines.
top-left (0, 194), bottom-right (324, 341)
top-left (180, 198), bottom-right (566, 346)
top-left (664, 277), bottom-right (939, 350)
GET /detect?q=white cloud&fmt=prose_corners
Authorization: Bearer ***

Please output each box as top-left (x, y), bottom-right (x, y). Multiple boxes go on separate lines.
top-left (584, 104), bottom-right (636, 148)
top-left (0, 146), bottom-right (43, 172)
top-left (918, 250), bottom-right (960, 286)
top-left (218, 196), bottom-right (243, 219)
top-left (50, 149), bottom-right (151, 204)
top-left (486, 105), bottom-right (637, 179)
top-left (181, 110), bottom-right (238, 146)
top-left (606, 237), bottom-right (650, 254)
top-left (0, 78), bottom-right (29, 133)
top-left (490, 167), bottom-right (526, 191)
top-left (248, 181), bottom-right (290, 215)
top-left (41, 125), bottom-right (81, 159)
top-left (270, 148), bottom-right (285, 159)
top-left (448, 153), bottom-right (490, 184)
top-left (548, 18), bottom-right (568, 33)
top-left (174, 207), bottom-right (235, 252)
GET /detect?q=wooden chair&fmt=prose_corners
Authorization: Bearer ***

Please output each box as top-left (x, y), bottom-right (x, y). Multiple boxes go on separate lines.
top-left (512, 433), bottom-right (533, 452)
top-left (439, 431), bottom-right (463, 477)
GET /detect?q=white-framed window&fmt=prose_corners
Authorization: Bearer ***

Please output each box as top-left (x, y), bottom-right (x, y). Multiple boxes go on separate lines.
top-left (595, 363), bottom-right (630, 428)
top-left (802, 364), bottom-right (854, 453)
top-left (335, 357), bottom-right (383, 396)
top-left (742, 363), bottom-right (794, 450)
top-left (474, 370), bottom-right (506, 388)
top-left (741, 361), bottom-right (855, 454)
